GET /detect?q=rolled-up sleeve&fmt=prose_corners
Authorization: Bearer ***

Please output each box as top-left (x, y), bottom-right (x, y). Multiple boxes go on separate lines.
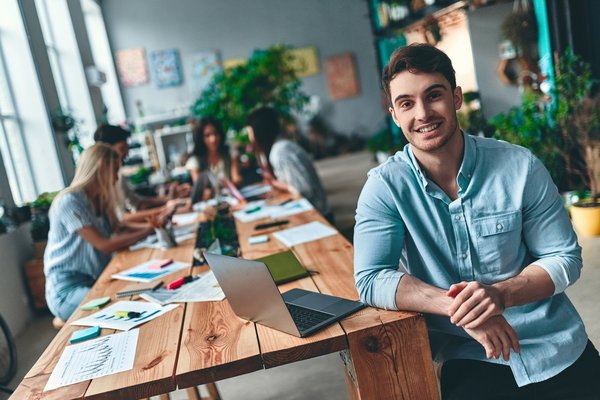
top-left (354, 171), bottom-right (405, 310)
top-left (522, 154), bottom-right (582, 294)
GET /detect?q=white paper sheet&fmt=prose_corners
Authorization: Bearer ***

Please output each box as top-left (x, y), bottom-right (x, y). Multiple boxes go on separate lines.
top-left (172, 212), bottom-right (200, 226)
top-left (140, 271), bottom-right (225, 305)
top-left (71, 301), bottom-right (178, 331)
top-left (240, 183), bottom-right (272, 198)
top-left (273, 221), bottom-right (337, 247)
top-left (268, 199), bottom-right (314, 218)
top-left (233, 199), bottom-right (314, 223)
top-left (44, 329), bottom-right (139, 391)
top-left (111, 259), bottom-right (190, 283)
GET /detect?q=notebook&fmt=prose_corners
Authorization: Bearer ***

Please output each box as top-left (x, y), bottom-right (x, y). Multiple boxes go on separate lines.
top-left (205, 253), bottom-right (364, 337)
top-left (116, 281), bottom-right (163, 298)
top-left (254, 250), bottom-right (309, 285)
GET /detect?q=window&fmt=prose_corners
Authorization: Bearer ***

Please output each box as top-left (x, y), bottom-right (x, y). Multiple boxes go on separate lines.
top-left (81, 0), bottom-right (126, 125)
top-left (34, 0), bottom-right (96, 147)
top-left (0, 0), bottom-right (65, 205)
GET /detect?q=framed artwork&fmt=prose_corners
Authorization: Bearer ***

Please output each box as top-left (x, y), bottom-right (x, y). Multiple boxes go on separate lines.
top-left (324, 53), bottom-right (360, 100)
top-left (149, 48), bottom-right (183, 88)
top-left (188, 50), bottom-right (222, 97)
top-left (289, 47), bottom-right (320, 77)
top-left (115, 48), bottom-right (149, 87)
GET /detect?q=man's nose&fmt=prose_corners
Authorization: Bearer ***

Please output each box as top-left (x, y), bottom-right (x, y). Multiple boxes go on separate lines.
top-left (414, 101), bottom-right (432, 121)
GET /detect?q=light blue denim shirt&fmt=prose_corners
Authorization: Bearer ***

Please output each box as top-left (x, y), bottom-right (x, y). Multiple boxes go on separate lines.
top-left (354, 134), bottom-right (587, 387)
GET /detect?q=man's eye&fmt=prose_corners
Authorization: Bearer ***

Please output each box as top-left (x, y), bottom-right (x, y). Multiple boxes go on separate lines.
top-left (399, 101), bottom-right (412, 109)
top-left (428, 92), bottom-right (442, 100)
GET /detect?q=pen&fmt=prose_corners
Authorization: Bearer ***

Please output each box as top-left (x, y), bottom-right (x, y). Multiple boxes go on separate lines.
top-left (167, 275), bottom-right (195, 290)
top-left (114, 311), bottom-right (142, 319)
top-left (278, 199), bottom-right (293, 206)
top-left (150, 259), bottom-right (174, 269)
top-left (254, 220), bottom-right (289, 230)
top-left (245, 206), bottom-right (262, 214)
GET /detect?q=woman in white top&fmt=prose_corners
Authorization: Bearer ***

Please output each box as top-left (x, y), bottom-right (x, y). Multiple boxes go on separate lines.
top-left (186, 116), bottom-right (241, 201)
top-left (44, 143), bottom-right (154, 321)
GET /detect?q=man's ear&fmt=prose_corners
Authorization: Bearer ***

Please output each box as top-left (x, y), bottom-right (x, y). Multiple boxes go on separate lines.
top-left (389, 107), bottom-right (401, 128)
top-left (453, 86), bottom-right (463, 111)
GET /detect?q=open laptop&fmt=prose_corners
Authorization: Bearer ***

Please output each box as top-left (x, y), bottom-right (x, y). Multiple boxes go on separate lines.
top-left (204, 252), bottom-right (364, 337)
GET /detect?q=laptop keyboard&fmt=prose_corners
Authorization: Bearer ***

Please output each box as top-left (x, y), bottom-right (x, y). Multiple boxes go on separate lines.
top-left (286, 303), bottom-right (333, 332)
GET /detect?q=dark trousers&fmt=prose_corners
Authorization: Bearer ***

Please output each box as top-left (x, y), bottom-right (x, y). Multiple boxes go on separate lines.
top-left (441, 340), bottom-right (600, 400)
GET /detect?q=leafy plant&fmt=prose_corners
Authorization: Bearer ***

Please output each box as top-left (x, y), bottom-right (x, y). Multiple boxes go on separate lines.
top-left (52, 108), bottom-right (84, 164)
top-left (192, 44), bottom-right (309, 135)
top-left (553, 49), bottom-right (600, 199)
top-left (491, 91), bottom-right (566, 190)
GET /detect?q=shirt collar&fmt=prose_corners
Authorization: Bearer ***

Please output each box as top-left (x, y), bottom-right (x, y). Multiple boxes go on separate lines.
top-left (403, 132), bottom-right (475, 189)
top-left (458, 133), bottom-right (476, 186)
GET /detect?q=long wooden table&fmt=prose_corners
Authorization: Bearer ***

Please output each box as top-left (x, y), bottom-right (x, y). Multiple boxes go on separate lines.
top-left (11, 198), bottom-right (438, 400)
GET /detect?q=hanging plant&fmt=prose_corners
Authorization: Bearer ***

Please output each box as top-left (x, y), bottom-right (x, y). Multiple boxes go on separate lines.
top-left (500, 8), bottom-right (537, 59)
top-left (51, 108), bottom-right (84, 164)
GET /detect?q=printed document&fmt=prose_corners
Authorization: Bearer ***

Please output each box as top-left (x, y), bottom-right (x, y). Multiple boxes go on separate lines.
top-left (71, 300), bottom-right (178, 331)
top-left (44, 329), bottom-right (138, 391)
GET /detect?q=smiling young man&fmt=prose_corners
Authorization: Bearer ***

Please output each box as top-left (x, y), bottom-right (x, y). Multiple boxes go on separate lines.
top-left (354, 43), bottom-right (600, 399)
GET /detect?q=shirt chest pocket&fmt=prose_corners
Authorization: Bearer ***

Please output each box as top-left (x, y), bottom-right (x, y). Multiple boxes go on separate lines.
top-left (473, 211), bottom-right (522, 274)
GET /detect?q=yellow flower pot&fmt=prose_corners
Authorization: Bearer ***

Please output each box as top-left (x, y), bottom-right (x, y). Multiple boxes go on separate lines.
top-left (570, 201), bottom-right (600, 236)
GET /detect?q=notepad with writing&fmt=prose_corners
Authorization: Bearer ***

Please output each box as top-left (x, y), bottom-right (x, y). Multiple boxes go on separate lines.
top-left (255, 250), bottom-right (309, 285)
top-left (116, 281), bottom-right (163, 298)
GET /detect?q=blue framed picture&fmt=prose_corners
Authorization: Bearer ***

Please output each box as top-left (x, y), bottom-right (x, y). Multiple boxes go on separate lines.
top-left (149, 48), bottom-right (183, 88)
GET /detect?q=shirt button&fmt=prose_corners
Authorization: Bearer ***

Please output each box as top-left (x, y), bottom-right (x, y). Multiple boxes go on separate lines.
top-left (496, 223), bottom-right (504, 231)
top-left (454, 215), bottom-right (461, 220)
top-left (461, 253), bottom-right (467, 259)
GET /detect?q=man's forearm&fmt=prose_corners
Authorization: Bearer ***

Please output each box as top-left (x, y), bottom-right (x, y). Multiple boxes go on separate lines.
top-left (395, 274), bottom-right (453, 315)
top-left (493, 264), bottom-right (555, 308)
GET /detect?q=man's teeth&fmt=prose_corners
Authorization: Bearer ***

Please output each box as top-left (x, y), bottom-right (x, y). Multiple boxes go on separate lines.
top-left (417, 123), bottom-right (440, 133)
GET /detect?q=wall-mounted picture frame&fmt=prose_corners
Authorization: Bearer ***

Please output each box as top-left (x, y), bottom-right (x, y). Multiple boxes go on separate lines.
top-left (325, 53), bottom-right (360, 100)
top-left (289, 47), bottom-right (320, 77)
top-left (149, 48), bottom-right (183, 88)
top-left (115, 48), bottom-right (149, 87)
top-left (188, 50), bottom-right (222, 97)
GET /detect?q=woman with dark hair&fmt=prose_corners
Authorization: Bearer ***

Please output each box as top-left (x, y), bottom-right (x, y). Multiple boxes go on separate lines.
top-left (186, 117), bottom-right (241, 201)
top-left (246, 107), bottom-right (330, 216)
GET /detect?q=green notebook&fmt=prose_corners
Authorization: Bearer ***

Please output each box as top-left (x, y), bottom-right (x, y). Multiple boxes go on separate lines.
top-left (255, 250), bottom-right (310, 285)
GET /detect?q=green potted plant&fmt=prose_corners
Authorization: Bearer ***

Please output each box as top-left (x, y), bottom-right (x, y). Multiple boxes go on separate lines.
top-left (192, 44), bottom-right (309, 136)
top-left (553, 50), bottom-right (600, 235)
top-left (52, 108), bottom-right (84, 164)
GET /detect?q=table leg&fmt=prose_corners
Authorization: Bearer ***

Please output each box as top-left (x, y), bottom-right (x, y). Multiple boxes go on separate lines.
top-left (344, 315), bottom-right (439, 400)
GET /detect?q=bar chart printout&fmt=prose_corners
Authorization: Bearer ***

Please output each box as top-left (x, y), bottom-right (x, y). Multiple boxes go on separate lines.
top-left (44, 329), bottom-right (139, 391)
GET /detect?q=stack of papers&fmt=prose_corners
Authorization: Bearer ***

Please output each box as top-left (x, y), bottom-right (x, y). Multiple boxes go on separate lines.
top-left (273, 221), bottom-right (337, 247)
top-left (111, 259), bottom-right (190, 283)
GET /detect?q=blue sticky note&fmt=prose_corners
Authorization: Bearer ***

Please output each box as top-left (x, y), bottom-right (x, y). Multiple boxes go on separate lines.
top-left (69, 326), bottom-right (101, 344)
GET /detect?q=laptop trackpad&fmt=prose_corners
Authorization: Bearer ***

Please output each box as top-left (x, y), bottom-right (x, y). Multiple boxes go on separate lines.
top-left (288, 291), bottom-right (338, 310)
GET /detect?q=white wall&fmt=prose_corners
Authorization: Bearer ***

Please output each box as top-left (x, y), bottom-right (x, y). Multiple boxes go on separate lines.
top-left (101, 0), bottom-right (386, 137)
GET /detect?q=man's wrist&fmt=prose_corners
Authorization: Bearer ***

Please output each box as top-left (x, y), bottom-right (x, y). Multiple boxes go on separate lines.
top-left (492, 281), bottom-right (511, 309)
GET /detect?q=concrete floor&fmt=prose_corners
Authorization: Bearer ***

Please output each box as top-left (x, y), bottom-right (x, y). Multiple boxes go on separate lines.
top-left (4, 150), bottom-right (600, 400)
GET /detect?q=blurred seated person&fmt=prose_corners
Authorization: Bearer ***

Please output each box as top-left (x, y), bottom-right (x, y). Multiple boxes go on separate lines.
top-left (185, 116), bottom-right (242, 202)
top-left (44, 143), bottom-right (155, 321)
top-left (93, 124), bottom-right (190, 223)
top-left (246, 106), bottom-right (331, 218)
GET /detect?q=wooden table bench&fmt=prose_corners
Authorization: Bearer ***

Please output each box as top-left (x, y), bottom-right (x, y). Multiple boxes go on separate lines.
top-left (11, 198), bottom-right (438, 400)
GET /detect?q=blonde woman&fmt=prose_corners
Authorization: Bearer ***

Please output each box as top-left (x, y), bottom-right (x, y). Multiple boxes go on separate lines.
top-left (44, 143), bottom-right (154, 321)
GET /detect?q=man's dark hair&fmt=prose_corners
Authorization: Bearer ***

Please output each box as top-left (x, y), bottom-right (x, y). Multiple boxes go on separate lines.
top-left (93, 124), bottom-right (130, 145)
top-left (382, 43), bottom-right (456, 106)
top-left (247, 106), bottom-right (281, 157)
